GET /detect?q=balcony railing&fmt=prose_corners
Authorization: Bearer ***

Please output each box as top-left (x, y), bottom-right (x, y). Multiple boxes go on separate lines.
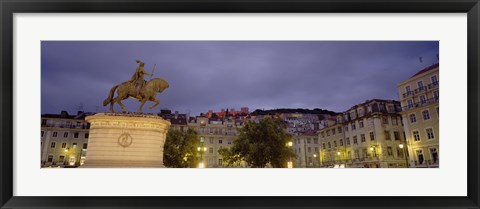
top-left (402, 97), bottom-right (439, 111)
top-left (402, 81), bottom-right (439, 98)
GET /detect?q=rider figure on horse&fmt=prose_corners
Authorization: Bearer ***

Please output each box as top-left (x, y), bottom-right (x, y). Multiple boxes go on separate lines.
top-left (129, 60), bottom-right (152, 97)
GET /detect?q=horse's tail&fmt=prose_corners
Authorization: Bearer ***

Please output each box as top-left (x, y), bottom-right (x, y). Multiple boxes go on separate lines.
top-left (103, 84), bottom-right (119, 106)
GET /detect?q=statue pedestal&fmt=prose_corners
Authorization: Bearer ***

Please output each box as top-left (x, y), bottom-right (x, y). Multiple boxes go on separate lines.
top-left (82, 113), bottom-right (170, 168)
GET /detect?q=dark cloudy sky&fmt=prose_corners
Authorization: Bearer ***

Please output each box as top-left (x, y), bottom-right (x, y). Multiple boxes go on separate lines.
top-left (41, 41), bottom-right (438, 116)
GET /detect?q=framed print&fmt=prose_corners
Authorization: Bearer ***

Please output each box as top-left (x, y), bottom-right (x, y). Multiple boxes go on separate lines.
top-left (1, 0), bottom-right (479, 208)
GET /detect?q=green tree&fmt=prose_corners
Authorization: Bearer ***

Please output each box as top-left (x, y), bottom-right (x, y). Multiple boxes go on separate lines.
top-left (220, 117), bottom-right (295, 168)
top-left (163, 128), bottom-right (201, 168)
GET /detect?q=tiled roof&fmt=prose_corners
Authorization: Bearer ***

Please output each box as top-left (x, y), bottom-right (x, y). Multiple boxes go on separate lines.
top-left (410, 63), bottom-right (439, 78)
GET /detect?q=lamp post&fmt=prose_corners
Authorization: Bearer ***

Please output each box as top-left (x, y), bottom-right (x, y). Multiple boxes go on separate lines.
top-left (286, 141), bottom-right (293, 168)
top-left (197, 136), bottom-right (207, 168)
top-left (399, 144), bottom-right (409, 168)
top-left (336, 151), bottom-right (345, 168)
top-left (369, 145), bottom-right (379, 168)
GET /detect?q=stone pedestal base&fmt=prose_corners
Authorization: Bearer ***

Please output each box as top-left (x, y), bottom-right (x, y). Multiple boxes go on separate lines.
top-left (82, 113), bottom-right (170, 168)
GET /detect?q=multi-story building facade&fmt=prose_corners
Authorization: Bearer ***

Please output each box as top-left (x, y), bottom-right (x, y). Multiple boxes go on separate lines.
top-left (318, 99), bottom-right (408, 168)
top-left (41, 111), bottom-right (91, 167)
top-left (397, 63), bottom-right (439, 168)
top-left (293, 130), bottom-right (321, 167)
top-left (185, 116), bottom-right (244, 168)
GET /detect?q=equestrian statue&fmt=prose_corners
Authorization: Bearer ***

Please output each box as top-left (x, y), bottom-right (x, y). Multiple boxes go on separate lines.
top-left (103, 60), bottom-right (169, 113)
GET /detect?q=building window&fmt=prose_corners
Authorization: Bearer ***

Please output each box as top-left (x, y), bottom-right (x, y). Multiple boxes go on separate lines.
top-left (307, 138), bottom-right (311, 144)
top-left (407, 100), bottom-right (414, 108)
top-left (353, 136), bottom-right (358, 144)
top-left (58, 155), bottom-right (65, 162)
top-left (328, 142), bottom-right (331, 149)
top-left (218, 139), bottom-right (223, 144)
top-left (369, 132), bottom-right (375, 141)
top-left (61, 142), bottom-right (67, 148)
top-left (320, 132), bottom-right (325, 138)
top-left (313, 139), bottom-right (318, 144)
top-left (52, 131), bottom-right (58, 138)
top-left (47, 155), bottom-right (53, 162)
top-left (307, 147), bottom-right (311, 153)
top-left (339, 139), bottom-right (343, 146)
top-left (322, 143), bottom-right (326, 149)
top-left (83, 143), bottom-right (88, 149)
top-left (423, 110), bottom-right (430, 120)
top-left (420, 95), bottom-right (427, 105)
top-left (333, 141), bottom-right (337, 147)
top-left (218, 159), bottom-right (223, 166)
top-left (397, 148), bottom-right (403, 158)
top-left (338, 127), bottom-right (342, 133)
top-left (405, 86), bottom-right (411, 95)
top-left (314, 147), bottom-right (318, 153)
top-left (431, 75), bottom-right (438, 85)
top-left (84, 133), bottom-right (89, 138)
top-left (416, 150), bottom-right (424, 165)
top-left (332, 129), bottom-right (336, 135)
top-left (385, 131), bottom-right (391, 140)
top-left (413, 130), bottom-right (421, 141)
top-left (426, 128), bottom-right (435, 139)
top-left (326, 130), bottom-right (330, 136)
top-left (74, 132), bottom-right (79, 138)
top-left (360, 134), bottom-right (366, 143)
top-left (50, 142), bottom-right (56, 148)
top-left (392, 117), bottom-right (398, 126)
top-left (409, 114), bottom-right (417, 123)
top-left (394, 131), bottom-right (400, 141)
top-left (387, 147), bottom-right (393, 156)
top-left (382, 116), bottom-right (388, 124)
top-left (345, 126), bottom-right (348, 132)
top-left (63, 132), bottom-right (69, 138)
top-left (359, 120), bottom-right (364, 128)
top-left (434, 91), bottom-right (439, 101)
top-left (209, 147), bottom-right (213, 153)
top-left (430, 148), bottom-right (439, 163)
top-left (209, 138), bottom-right (214, 144)
top-left (418, 81), bottom-right (424, 90)
top-left (351, 123), bottom-right (356, 130)
top-left (346, 138), bottom-right (350, 145)
top-left (72, 143), bottom-right (77, 148)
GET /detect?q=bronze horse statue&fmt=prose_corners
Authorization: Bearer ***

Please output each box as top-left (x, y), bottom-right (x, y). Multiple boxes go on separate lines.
top-left (103, 78), bottom-right (169, 113)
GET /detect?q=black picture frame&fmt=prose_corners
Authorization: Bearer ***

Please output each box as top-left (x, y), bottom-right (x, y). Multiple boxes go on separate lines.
top-left (1, 0), bottom-right (479, 208)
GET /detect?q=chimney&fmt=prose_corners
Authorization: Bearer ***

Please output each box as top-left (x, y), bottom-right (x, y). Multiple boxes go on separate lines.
top-left (60, 110), bottom-right (69, 118)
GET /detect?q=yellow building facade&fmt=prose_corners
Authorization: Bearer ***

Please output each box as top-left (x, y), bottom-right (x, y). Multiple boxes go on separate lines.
top-left (319, 99), bottom-right (408, 168)
top-left (397, 63), bottom-right (439, 168)
top-left (41, 111), bottom-right (91, 167)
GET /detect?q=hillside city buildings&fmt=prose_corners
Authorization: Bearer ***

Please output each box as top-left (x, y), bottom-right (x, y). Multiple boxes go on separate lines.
top-left (41, 64), bottom-right (439, 168)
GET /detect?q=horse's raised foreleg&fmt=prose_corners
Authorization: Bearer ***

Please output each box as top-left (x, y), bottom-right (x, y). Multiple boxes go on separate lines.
top-left (149, 98), bottom-right (160, 109)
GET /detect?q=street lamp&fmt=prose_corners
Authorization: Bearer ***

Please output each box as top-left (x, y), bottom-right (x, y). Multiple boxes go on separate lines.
top-left (399, 143), bottom-right (409, 168)
top-left (336, 150), bottom-right (346, 168)
top-left (286, 141), bottom-right (293, 168)
top-left (313, 154), bottom-right (317, 168)
top-left (197, 136), bottom-right (207, 168)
